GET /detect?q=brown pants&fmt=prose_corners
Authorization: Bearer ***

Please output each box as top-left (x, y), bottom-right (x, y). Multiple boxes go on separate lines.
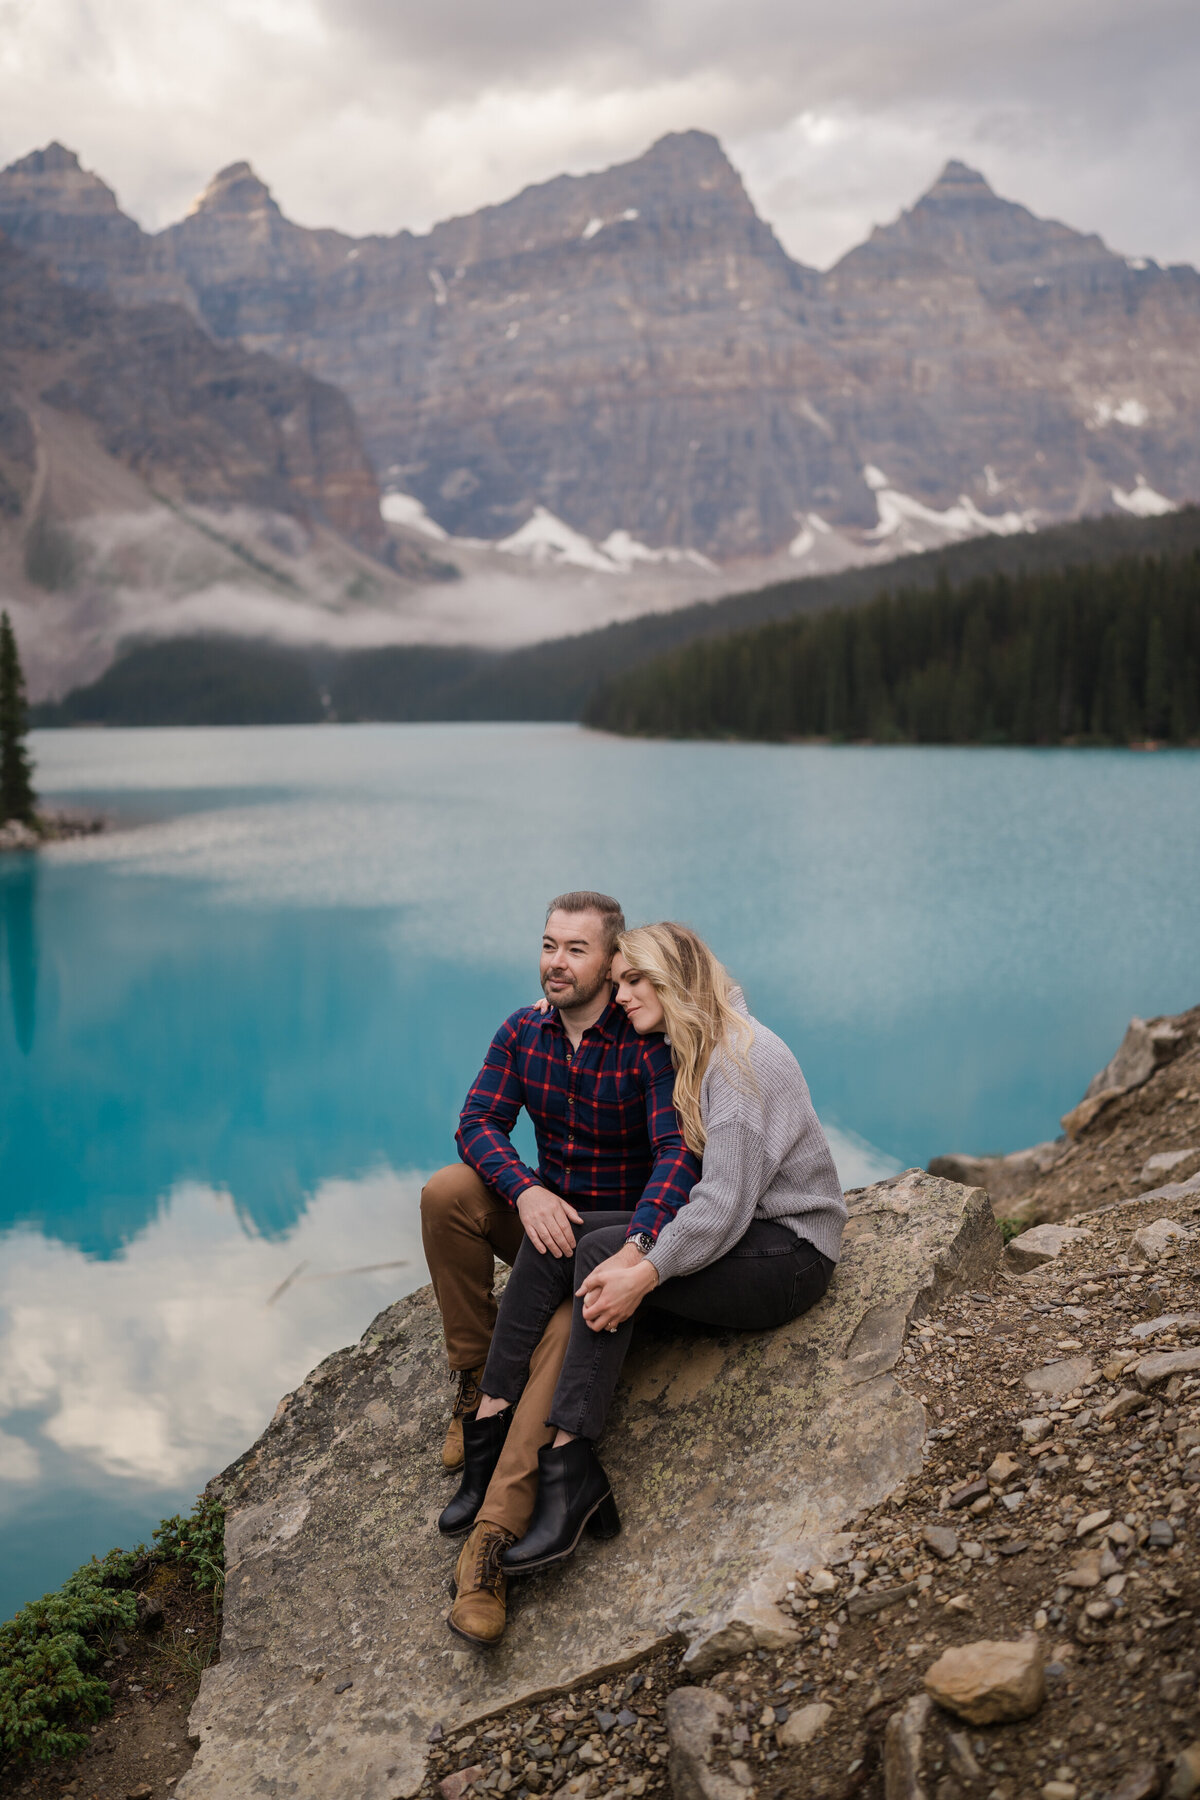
top-left (420, 1162), bottom-right (570, 1537)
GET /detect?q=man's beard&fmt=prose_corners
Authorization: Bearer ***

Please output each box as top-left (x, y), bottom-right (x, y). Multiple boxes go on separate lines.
top-left (541, 965), bottom-right (611, 1011)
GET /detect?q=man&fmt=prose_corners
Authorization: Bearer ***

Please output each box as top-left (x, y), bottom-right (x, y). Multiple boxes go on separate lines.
top-left (420, 889), bottom-right (699, 1643)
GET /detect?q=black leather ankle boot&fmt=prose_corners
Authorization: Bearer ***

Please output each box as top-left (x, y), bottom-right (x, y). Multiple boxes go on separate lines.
top-left (438, 1409), bottom-right (514, 1536)
top-left (501, 1438), bottom-right (620, 1573)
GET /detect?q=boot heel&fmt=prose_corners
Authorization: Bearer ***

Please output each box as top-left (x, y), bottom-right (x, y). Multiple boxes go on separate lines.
top-left (587, 1490), bottom-right (621, 1541)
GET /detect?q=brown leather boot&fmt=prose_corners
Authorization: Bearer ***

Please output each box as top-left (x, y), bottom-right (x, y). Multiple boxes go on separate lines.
top-left (442, 1364), bottom-right (485, 1471)
top-left (447, 1521), bottom-right (516, 1647)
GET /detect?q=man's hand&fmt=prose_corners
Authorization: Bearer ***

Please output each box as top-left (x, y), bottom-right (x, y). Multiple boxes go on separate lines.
top-left (578, 1242), bottom-right (658, 1332)
top-left (517, 1186), bottom-right (584, 1257)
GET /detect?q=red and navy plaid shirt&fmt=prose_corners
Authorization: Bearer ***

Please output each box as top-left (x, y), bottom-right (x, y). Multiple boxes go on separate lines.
top-left (455, 998), bottom-right (700, 1242)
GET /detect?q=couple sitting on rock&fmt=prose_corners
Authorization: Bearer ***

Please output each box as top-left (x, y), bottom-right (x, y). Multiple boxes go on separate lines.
top-left (420, 890), bottom-right (846, 1646)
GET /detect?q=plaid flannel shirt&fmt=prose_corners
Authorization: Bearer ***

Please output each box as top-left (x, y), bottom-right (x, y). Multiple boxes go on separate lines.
top-left (455, 998), bottom-right (699, 1242)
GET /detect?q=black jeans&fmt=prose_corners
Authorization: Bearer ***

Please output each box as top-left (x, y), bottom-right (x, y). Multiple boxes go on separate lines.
top-left (482, 1211), bottom-right (834, 1445)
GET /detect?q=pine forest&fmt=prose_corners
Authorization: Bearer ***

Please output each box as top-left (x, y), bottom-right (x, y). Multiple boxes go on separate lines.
top-left (583, 550), bottom-right (1200, 746)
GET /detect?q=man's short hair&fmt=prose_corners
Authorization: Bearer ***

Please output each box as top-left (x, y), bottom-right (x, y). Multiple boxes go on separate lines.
top-left (545, 891), bottom-right (626, 955)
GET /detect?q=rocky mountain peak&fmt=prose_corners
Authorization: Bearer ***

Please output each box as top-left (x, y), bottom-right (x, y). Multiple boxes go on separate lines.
top-left (922, 159), bottom-right (995, 200)
top-left (847, 154), bottom-right (1113, 285)
top-left (189, 162), bottom-right (281, 219)
top-left (0, 142), bottom-right (123, 215)
top-left (6, 142), bottom-right (83, 177)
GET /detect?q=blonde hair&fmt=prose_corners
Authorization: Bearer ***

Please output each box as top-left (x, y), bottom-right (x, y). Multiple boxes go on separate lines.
top-left (615, 922), bottom-right (754, 1157)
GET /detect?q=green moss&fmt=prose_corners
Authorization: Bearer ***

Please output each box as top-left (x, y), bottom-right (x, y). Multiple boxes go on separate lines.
top-left (0, 1493), bottom-right (224, 1770)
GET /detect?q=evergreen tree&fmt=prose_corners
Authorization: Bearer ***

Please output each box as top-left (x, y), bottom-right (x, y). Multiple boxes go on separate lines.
top-left (0, 610), bottom-right (37, 824)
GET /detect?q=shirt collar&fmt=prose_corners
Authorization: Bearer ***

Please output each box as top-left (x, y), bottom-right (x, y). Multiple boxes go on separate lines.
top-left (539, 993), bottom-right (623, 1044)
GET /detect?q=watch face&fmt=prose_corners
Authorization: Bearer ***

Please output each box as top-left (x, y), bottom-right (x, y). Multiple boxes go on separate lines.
top-left (633, 1233), bottom-right (654, 1255)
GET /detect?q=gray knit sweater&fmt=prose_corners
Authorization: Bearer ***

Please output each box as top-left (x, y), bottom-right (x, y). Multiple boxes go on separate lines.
top-left (645, 994), bottom-right (847, 1283)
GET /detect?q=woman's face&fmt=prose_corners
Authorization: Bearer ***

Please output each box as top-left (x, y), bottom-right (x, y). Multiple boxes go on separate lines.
top-left (611, 953), bottom-right (666, 1034)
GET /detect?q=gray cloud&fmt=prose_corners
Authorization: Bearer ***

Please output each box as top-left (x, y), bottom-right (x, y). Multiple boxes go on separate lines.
top-left (0, 0), bottom-right (1196, 269)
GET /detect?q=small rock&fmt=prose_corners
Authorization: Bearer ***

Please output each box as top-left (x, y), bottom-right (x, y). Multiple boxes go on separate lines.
top-left (809, 1568), bottom-right (839, 1594)
top-left (986, 1453), bottom-right (1023, 1486)
top-left (924, 1637), bottom-right (1046, 1725)
top-left (1062, 1089), bottom-right (1121, 1137)
top-left (961, 1542), bottom-right (984, 1560)
top-left (1081, 1015), bottom-right (1183, 1103)
top-left (666, 1688), bottom-right (742, 1800)
top-left (1085, 1599), bottom-right (1116, 1621)
top-left (946, 1732), bottom-right (983, 1782)
top-left (1061, 1552), bottom-right (1103, 1589)
top-left (1107, 1521), bottom-right (1134, 1546)
top-left (1130, 1313), bottom-right (1200, 1340)
top-left (948, 1479), bottom-right (990, 1510)
top-left (124, 1789), bottom-right (154, 1800)
top-left (1107, 1761), bottom-right (1162, 1800)
top-left (1043, 1784), bottom-right (1078, 1800)
top-left (1020, 1417), bottom-right (1055, 1445)
top-left (135, 1592), bottom-right (165, 1632)
top-left (1140, 1149), bottom-right (1199, 1187)
top-left (1098, 1389), bottom-right (1147, 1423)
top-left (1168, 1745), bottom-right (1200, 1800)
top-left (1136, 1349), bottom-right (1200, 1391)
top-left (1147, 1520), bottom-right (1176, 1549)
top-left (1132, 1219), bottom-right (1193, 1262)
top-left (1023, 1358), bottom-right (1098, 1399)
top-left (1005, 1225), bottom-right (1091, 1271)
top-left (440, 1771), bottom-right (484, 1800)
top-left (778, 1701), bottom-right (833, 1749)
top-left (883, 1693), bottom-right (931, 1800)
top-left (1161, 1671), bottom-right (1195, 1705)
top-left (683, 1603), bottom-right (797, 1673)
top-left (849, 1582), bottom-right (920, 1619)
top-left (923, 1526), bottom-right (959, 1561)
top-left (0, 819), bottom-right (39, 851)
top-left (1075, 1509), bottom-right (1112, 1537)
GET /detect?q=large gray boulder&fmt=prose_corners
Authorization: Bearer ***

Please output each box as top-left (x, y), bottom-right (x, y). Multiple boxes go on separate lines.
top-left (177, 1171), bottom-right (1000, 1800)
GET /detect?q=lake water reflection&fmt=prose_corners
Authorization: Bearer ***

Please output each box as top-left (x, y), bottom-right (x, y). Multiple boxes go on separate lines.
top-left (1, 724), bottom-right (1198, 1616)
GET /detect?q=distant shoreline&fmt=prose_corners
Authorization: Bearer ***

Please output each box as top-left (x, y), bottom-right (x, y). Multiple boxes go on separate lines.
top-left (0, 808), bottom-right (107, 853)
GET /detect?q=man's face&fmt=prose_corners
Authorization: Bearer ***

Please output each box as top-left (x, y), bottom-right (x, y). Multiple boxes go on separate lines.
top-left (540, 910), bottom-right (612, 1012)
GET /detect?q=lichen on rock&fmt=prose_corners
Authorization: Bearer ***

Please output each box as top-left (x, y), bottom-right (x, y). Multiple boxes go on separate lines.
top-left (177, 1171), bottom-right (1000, 1800)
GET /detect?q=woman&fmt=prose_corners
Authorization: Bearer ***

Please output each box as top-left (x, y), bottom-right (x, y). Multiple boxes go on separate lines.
top-left (442, 923), bottom-right (846, 1644)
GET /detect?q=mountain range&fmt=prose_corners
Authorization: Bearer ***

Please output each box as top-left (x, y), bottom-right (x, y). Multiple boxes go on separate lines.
top-left (3, 131), bottom-right (1197, 565)
top-left (2, 130), bottom-right (1200, 699)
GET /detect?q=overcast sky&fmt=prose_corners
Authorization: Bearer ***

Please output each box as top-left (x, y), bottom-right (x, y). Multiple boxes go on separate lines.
top-left (1, 0), bottom-right (1197, 269)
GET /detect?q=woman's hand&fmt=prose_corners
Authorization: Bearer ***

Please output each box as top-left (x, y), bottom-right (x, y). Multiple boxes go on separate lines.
top-left (577, 1243), bottom-right (658, 1332)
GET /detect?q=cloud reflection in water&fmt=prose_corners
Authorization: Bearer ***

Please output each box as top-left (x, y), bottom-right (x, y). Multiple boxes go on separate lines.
top-left (0, 1165), bottom-right (426, 1502)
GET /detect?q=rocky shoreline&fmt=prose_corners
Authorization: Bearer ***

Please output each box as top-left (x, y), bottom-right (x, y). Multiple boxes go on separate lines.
top-left (931, 1006), bottom-right (1200, 1228)
top-left (5, 1008), bottom-right (1196, 1800)
top-left (0, 808), bottom-right (107, 852)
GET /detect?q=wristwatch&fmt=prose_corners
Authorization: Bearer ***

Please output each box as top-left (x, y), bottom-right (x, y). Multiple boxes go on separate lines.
top-left (629, 1231), bottom-right (655, 1256)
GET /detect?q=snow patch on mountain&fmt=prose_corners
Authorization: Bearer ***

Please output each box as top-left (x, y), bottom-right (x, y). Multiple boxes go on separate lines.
top-left (493, 507), bottom-right (715, 575)
top-left (496, 507), bottom-right (625, 572)
top-left (863, 467), bottom-right (1035, 548)
top-left (581, 208), bottom-right (639, 241)
top-left (380, 492), bottom-right (449, 539)
top-left (1112, 477), bottom-right (1175, 518)
top-left (599, 529), bottom-right (715, 572)
top-left (1092, 397), bottom-right (1149, 428)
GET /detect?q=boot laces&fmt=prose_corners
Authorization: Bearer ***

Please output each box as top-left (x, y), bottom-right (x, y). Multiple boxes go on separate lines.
top-left (451, 1365), bottom-right (484, 1419)
top-left (474, 1526), bottom-right (515, 1597)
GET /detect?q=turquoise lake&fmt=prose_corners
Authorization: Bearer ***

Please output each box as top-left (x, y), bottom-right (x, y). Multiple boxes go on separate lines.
top-left (2, 723), bottom-right (1199, 1617)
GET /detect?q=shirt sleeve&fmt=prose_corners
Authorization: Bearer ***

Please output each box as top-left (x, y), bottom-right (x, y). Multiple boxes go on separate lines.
top-left (623, 1040), bottom-right (702, 1242)
top-left (455, 1014), bottom-right (541, 1206)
